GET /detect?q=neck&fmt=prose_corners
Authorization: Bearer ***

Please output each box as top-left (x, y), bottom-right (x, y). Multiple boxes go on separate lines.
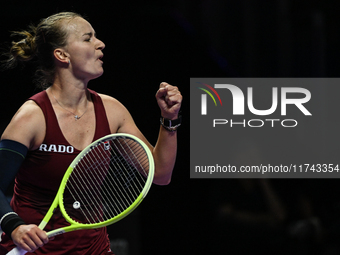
top-left (48, 81), bottom-right (90, 120)
top-left (49, 66), bottom-right (92, 119)
top-left (50, 76), bottom-right (89, 107)
top-left (53, 66), bottom-right (90, 100)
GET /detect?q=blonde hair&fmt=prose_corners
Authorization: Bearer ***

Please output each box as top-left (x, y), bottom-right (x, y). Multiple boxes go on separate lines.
top-left (3, 12), bottom-right (83, 88)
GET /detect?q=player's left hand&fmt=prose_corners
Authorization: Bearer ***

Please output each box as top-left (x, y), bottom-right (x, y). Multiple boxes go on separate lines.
top-left (155, 82), bottom-right (182, 120)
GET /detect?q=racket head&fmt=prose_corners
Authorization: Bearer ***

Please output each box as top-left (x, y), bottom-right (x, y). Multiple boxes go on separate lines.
top-left (56, 133), bottom-right (154, 232)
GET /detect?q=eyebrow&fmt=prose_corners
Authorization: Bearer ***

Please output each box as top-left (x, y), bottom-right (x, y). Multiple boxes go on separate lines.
top-left (82, 32), bottom-right (97, 37)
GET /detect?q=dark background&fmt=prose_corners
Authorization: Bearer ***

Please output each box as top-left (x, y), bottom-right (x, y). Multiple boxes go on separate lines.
top-left (1, 1), bottom-right (340, 254)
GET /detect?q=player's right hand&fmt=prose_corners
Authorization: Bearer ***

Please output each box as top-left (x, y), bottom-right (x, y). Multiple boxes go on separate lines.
top-left (11, 224), bottom-right (49, 252)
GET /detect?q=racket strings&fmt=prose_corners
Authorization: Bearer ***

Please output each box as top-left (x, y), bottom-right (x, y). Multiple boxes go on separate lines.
top-left (119, 139), bottom-right (150, 176)
top-left (111, 139), bottom-right (147, 194)
top-left (70, 156), bottom-right (117, 223)
top-left (66, 153), bottom-right (118, 224)
top-left (66, 140), bottom-right (145, 223)
top-left (64, 137), bottom-right (149, 224)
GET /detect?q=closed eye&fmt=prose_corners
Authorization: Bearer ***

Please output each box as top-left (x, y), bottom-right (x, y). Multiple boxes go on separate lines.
top-left (83, 32), bottom-right (97, 42)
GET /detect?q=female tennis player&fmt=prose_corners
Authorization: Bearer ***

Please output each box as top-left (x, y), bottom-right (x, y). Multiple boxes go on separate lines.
top-left (0, 12), bottom-right (182, 254)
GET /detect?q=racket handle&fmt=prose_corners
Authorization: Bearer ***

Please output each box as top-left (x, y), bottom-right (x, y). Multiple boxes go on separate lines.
top-left (6, 247), bottom-right (27, 255)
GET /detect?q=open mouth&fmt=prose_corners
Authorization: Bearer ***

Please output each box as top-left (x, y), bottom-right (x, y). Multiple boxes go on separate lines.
top-left (98, 54), bottom-right (104, 62)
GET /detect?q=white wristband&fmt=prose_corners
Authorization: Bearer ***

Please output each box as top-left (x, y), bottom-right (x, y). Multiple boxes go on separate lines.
top-left (0, 212), bottom-right (18, 229)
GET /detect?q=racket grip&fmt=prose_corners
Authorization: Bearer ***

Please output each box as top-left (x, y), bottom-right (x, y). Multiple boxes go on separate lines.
top-left (6, 247), bottom-right (27, 255)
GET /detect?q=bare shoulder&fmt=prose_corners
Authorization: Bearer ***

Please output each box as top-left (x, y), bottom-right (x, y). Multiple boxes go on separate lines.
top-left (98, 93), bottom-right (125, 108)
top-left (97, 93), bottom-right (135, 134)
top-left (1, 100), bottom-right (45, 150)
top-left (97, 94), bottom-right (152, 149)
top-left (98, 93), bottom-right (131, 116)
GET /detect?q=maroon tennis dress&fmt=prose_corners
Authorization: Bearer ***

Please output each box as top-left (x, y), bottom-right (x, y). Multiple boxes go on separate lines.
top-left (0, 89), bottom-right (115, 254)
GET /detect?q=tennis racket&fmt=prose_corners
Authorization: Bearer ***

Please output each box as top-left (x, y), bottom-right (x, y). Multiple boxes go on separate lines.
top-left (7, 133), bottom-right (154, 255)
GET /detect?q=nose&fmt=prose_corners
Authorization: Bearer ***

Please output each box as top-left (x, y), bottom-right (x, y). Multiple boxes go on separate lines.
top-left (96, 38), bottom-right (105, 50)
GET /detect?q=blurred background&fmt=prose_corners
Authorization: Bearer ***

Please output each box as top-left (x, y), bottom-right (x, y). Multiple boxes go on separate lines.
top-left (1, 0), bottom-right (340, 254)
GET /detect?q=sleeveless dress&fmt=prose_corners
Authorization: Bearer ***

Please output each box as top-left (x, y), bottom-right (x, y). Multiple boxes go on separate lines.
top-left (0, 89), bottom-right (115, 254)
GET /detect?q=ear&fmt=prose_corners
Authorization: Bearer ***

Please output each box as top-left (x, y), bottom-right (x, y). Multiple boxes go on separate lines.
top-left (54, 48), bottom-right (70, 64)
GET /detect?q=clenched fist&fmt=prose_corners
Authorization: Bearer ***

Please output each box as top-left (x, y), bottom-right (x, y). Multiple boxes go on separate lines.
top-left (155, 82), bottom-right (182, 120)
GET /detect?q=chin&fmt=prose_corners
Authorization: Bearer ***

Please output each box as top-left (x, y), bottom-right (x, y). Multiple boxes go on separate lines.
top-left (93, 69), bottom-right (104, 79)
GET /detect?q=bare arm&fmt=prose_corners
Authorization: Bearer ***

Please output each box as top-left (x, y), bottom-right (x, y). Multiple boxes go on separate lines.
top-left (1, 101), bottom-right (45, 150)
top-left (101, 82), bottom-right (182, 185)
top-left (151, 82), bottom-right (182, 184)
top-left (1, 101), bottom-right (49, 252)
